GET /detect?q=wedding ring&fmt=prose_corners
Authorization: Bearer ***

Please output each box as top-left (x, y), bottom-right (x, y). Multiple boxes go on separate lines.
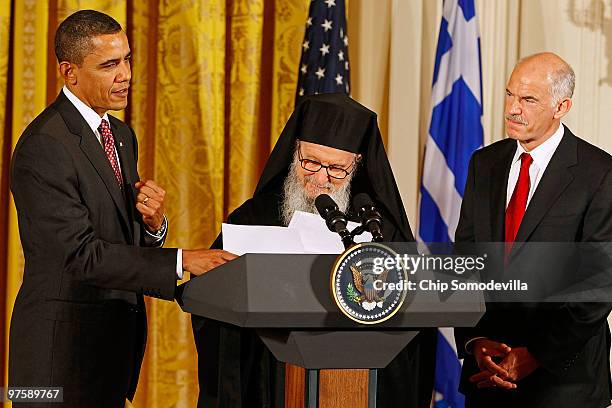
top-left (143, 196), bottom-right (150, 205)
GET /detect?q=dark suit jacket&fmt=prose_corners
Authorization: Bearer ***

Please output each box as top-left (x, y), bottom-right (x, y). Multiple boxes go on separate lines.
top-left (9, 91), bottom-right (178, 407)
top-left (454, 126), bottom-right (612, 407)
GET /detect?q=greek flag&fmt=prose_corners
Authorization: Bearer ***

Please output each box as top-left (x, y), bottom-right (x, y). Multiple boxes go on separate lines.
top-left (418, 1), bottom-right (483, 407)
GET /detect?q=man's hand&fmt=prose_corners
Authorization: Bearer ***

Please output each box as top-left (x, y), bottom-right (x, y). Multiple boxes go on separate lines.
top-left (469, 338), bottom-right (512, 389)
top-left (471, 338), bottom-right (512, 379)
top-left (470, 342), bottom-right (539, 390)
top-left (135, 180), bottom-right (165, 232)
top-left (497, 347), bottom-right (539, 386)
top-left (183, 249), bottom-right (238, 276)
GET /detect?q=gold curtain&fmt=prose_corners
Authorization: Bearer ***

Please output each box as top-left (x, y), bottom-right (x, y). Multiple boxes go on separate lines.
top-left (0, 0), bottom-right (12, 392)
top-left (0, 0), bottom-right (308, 406)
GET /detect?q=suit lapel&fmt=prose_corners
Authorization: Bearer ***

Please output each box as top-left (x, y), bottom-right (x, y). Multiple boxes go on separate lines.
top-left (488, 141), bottom-right (515, 242)
top-left (511, 128), bottom-right (577, 252)
top-left (79, 126), bottom-right (133, 237)
top-left (110, 119), bottom-right (139, 243)
top-left (55, 92), bottom-right (132, 238)
top-left (110, 120), bottom-right (135, 188)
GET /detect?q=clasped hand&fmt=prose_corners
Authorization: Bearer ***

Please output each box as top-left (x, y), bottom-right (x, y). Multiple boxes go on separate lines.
top-left (135, 179), bottom-right (166, 232)
top-left (469, 338), bottom-right (539, 389)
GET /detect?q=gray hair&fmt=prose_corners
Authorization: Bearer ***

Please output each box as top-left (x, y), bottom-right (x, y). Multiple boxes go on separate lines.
top-left (517, 53), bottom-right (575, 107)
top-left (548, 65), bottom-right (575, 107)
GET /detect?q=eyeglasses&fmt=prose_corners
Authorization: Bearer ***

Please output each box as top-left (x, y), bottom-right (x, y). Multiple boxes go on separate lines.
top-left (297, 143), bottom-right (355, 180)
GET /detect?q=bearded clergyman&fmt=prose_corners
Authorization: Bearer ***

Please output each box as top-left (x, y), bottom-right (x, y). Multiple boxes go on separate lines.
top-left (191, 93), bottom-right (436, 408)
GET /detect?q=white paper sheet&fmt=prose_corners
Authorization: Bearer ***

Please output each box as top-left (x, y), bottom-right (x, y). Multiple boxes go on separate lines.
top-left (288, 211), bottom-right (373, 254)
top-left (221, 224), bottom-right (305, 256)
top-left (222, 211), bottom-right (373, 255)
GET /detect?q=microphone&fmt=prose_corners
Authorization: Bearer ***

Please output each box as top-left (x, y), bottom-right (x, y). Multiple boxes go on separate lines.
top-left (315, 194), bottom-right (354, 249)
top-left (353, 193), bottom-right (384, 242)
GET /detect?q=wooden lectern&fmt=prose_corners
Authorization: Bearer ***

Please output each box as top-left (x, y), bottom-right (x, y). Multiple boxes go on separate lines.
top-left (177, 254), bottom-right (484, 407)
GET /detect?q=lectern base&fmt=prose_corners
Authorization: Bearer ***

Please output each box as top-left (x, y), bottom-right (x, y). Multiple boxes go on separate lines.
top-left (259, 330), bottom-right (416, 408)
top-left (257, 329), bottom-right (418, 369)
top-left (304, 368), bottom-right (377, 408)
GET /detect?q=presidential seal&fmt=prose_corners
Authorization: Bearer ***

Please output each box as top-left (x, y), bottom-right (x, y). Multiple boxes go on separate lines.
top-left (331, 243), bottom-right (408, 324)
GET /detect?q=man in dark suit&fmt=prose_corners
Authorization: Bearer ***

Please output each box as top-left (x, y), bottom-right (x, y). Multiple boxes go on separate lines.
top-left (455, 52), bottom-right (612, 407)
top-left (9, 10), bottom-right (235, 407)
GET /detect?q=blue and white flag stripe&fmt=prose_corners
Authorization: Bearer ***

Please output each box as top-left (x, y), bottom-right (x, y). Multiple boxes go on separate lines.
top-left (419, 0), bottom-right (483, 244)
top-left (418, 1), bottom-right (483, 407)
top-left (420, 0), bottom-right (483, 245)
top-left (435, 328), bottom-right (464, 408)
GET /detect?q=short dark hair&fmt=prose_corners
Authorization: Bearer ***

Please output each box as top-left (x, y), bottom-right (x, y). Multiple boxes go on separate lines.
top-left (54, 10), bottom-right (122, 65)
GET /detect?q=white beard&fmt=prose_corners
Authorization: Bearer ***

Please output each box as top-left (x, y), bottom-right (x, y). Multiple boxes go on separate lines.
top-left (280, 156), bottom-right (353, 226)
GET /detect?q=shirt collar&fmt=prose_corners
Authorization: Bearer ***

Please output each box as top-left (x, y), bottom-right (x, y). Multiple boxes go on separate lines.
top-left (62, 85), bottom-right (109, 135)
top-left (511, 122), bottom-right (565, 168)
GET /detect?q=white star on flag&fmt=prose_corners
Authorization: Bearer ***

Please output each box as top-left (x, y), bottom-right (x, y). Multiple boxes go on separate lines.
top-left (321, 19), bottom-right (332, 32)
top-left (295, 0), bottom-right (351, 99)
top-left (345, 61), bottom-right (349, 70)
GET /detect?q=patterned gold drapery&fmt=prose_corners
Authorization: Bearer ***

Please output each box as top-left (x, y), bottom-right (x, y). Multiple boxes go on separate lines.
top-left (0, 1), bottom-right (308, 406)
top-left (0, 0), bottom-right (12, 394)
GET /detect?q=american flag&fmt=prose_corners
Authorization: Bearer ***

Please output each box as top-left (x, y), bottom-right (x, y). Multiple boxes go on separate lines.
top-left (296, 0), bottom-right (350, 102)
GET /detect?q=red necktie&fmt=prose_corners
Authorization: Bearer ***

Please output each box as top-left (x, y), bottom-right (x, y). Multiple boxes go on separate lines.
top-left (505, 153), bottom-right (533, 247)
top-left (98, 119), bottom-right (123, 188)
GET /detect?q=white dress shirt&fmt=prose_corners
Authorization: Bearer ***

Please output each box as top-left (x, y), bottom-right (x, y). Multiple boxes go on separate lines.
top-left (505, 122), bottom-right (565, 209)
top-left (63, 86), bottom-right (183, 279)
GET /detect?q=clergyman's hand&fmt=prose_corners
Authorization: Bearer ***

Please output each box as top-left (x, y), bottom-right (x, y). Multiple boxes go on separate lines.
top-left (182, 249), bottom-right (238, 276)
top-left (135, 179), bottom-right (166, 232)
